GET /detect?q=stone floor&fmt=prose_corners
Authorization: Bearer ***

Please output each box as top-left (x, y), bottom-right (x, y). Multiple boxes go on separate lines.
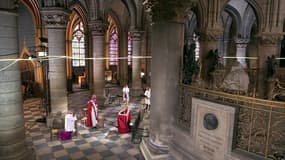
top-left (24, 85), bottom-right (146, 160)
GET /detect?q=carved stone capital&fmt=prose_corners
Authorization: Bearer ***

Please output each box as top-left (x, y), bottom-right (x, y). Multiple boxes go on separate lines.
top-left (236, 43), bottom-right (248, 48)
top-left (89, 20), bottom-right (108, 36)
top-left (235, 38), bottom-right (250, 48)
top-left (41, 9), bottom-right (70, 29)
top-left (258, 33), bottom-right (283, 46)
top-left (199, 30), bottom-right (222, 42)
top-left (143, 0), bottom-right (197, 22)
top-left (235, 38), bottom-right (250, 44)
top-left (130, 31), bottom-right (144, 41)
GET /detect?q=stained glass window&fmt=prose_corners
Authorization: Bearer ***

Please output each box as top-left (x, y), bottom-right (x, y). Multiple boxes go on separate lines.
top-left (109, 27), bottom-right (118, 65)
top-left (72, 22), bottom-right (85, 67)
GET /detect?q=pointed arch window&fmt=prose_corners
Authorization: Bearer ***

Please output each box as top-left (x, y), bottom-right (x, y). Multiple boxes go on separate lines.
top-left (72, 22), bottom-right (85, 67)
top-left (109, 27), bottom-right (119, 65)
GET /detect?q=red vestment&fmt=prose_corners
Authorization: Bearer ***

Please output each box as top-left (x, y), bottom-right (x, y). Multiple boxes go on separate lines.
top-left (86, 100), bottom-right (98, 128)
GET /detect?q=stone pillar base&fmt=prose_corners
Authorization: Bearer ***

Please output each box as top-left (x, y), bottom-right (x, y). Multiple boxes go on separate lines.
top-left (23, 147), bottom-right (36, 160)
top-left (1, 146), bottom-right (36, 160)
top-left (140, 138), bottom-right (169, 160)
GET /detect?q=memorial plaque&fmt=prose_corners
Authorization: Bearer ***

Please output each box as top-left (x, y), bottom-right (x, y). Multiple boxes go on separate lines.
top-left (191, 98), bottom-right (236, 160)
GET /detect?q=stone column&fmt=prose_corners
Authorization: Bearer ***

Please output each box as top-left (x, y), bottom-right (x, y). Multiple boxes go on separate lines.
top-left (131, 30), bottom-right (143, 95)
top-left (89, 20), bottom-right (107, 105)
top-left (235, 38), bottom-right (250, 68)
top-left (41, 9), bottom-right (70, 114)
top-left (257, 33), bottom-right (282, 98)
top-left (146, 26), bottom-right (152, 87)
top-left (140, 22), bottom-right (184, 160)
top-left (140, 0), bottom-right (196, 158)
top-left (222, 39), bottom-right (229, 65)
top-left (0, 9), bottom-right (35, 160)
top-left (119, 31), bottom-right (129, 86)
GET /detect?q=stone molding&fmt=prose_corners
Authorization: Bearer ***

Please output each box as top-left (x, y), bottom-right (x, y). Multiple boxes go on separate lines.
top-left (258, 33), bottom-right (283, 46)
top-left (143, 0), bottom-right (197, 22)
top-left (41, 9), bottom-right (70, 28)
top-left (235, 38), bottom-right (250, 48)
top-left (140, 138), bottom-right (170, 160)
top-left (89, 20), bottom-right (108, 36)
top-left (130, 30), bottom-right (144, 41)
top-left (235, 38), bottom-right (250, 44)
top-left (236, 43), bottom-right (248, 48)
top-left (199, 30), bottom-right (222, 42)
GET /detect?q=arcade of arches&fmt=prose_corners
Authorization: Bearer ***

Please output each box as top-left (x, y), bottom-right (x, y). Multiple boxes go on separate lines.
top-left (0, 0), bottom-right (285, 159)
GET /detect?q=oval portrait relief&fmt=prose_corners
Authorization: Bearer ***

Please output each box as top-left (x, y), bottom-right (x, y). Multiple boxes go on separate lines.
top-left (203, 113), bottom-right (219, 130)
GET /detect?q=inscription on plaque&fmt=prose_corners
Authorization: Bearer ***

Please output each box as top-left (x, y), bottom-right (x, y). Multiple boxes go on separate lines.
top-left (197, 130), bottom-right (224, 160)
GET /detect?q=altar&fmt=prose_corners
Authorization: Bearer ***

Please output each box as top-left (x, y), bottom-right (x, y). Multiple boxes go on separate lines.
top-left (117, 109), bottom-right (131, 133)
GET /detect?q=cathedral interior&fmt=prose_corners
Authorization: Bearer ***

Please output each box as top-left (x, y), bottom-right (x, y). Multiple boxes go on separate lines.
top-left (0, 0), bottom-right (285, 160)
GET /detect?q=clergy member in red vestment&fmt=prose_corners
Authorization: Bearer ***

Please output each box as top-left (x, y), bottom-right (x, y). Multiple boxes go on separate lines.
top-left (86, 95), bottom-right (99, 128)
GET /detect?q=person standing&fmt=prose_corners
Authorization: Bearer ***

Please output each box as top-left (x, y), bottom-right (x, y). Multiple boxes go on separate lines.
top-left (144, 87), bottom-right (151, 111)
top-left (122, 84), bottom-right (130, 104)
top-left (86, 95), bottom-right (98, 128)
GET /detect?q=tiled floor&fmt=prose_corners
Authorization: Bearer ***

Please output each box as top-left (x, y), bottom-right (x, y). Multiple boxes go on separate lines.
top-left (24, 86), bottom-right (146, 160)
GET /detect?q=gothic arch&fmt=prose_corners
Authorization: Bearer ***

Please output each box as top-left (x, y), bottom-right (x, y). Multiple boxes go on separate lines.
top-left (241, 5), bottom-right (256, 38)
top-left (243, 0), bottom-right (263, 33)
top-left (223, 5), bottom-right (242, 34)
top-left (20, 0), bottom-right (43, 47)
top-left (121, 0), bottom-right (137, 28)
top-left (222, 0), bottom-right (263, 33)
top-left (108, 9), bottom-right (123, 34)
top-left (220, 0), bottom-right (259, 68)
top-left (195, 0), bottom-right (206, 29)
top-left (106, 10), bottom-right (121, 68)
top-left (86, 0), bottom-right (100, 20)
top-left (67, 2), bottom-right (89, 76)
top-left (184, 11), bottom-right (198, 44)
top-left (69, 2), bottom-right (88, 26)
top-left (221, 12), bottom-right (233, 41)
top-left (21, 0), bottom-right (41, 28)
top-left (65, 3), bottom-right (89, 92)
